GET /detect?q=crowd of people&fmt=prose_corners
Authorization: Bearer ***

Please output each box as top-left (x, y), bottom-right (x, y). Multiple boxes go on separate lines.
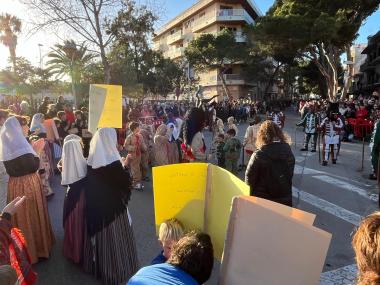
top-left (1, 93), bottom-right (380, 285)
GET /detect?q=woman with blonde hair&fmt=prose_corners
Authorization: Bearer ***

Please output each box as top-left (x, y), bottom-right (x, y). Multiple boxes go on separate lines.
top-left (243, 116), bottom-right (262, 163)
top-left (352, 212), bottom-right (380, 284)
top-left (245, 120), bottom-right (295, 207)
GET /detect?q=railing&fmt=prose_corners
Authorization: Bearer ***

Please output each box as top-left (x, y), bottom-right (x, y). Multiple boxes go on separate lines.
top-left (165, 47), bottom-right (185, 59)
top-left (167, 30), bottom-right (183, 44)
top-left (192, 9), bottom-right (254, 32)
top-left (224, 74), bottom-right (243, 81)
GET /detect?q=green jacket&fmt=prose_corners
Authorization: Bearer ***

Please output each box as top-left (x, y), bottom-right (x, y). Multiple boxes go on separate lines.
top-left (223, 137), bottom-right (242, 160)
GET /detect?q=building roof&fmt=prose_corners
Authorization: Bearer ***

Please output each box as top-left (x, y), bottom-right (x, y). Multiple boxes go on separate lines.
top-left (362, 30), bottom-right (380, 54)
top-left (154, 0), bottom-right (262, 38)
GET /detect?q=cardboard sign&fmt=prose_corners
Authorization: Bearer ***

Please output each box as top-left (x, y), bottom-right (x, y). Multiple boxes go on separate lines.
top-left (88, 84), bottom-right (122, 134)
top-left (219, 196), bottom-right (331, 285)
top-left (153, 163), bottom-right (316, 260)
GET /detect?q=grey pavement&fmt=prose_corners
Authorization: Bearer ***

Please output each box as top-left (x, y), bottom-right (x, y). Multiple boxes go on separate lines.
top-left (34, 110), bottom-right (379, 284)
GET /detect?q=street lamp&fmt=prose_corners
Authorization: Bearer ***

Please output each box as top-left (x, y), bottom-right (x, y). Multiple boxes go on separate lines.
top-left (38, 44), bottom-right (43, 69)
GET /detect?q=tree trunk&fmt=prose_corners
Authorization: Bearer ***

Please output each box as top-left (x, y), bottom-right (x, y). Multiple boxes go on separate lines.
top-left (264, 63), bottom-right (281, 99)
top-left (342, 45), bottom-right (353, 98)
top-left (218, 69), bottom-right (231, 101)
top-left (9, 46), bottom-right (16, 73)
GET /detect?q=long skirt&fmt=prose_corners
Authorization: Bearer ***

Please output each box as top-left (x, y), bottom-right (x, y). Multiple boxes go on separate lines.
top-left (167, 141), bottom-right (180, 164)
top-left (63, 190), bottom-right (85, 264)
top-left (83, 210), bottom-right (138, 285)
top-left (8, 173), bottom-right (55, 264)
top-left (0, 162), bottom-right (9, 210)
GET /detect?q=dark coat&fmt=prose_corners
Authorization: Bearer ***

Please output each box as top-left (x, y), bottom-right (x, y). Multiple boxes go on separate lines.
top-left (245, 142), bottom-right (295, 207)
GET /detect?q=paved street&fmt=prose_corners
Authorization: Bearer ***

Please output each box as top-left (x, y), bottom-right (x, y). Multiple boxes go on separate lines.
top-left (34, 110), bottom-right (379, 285)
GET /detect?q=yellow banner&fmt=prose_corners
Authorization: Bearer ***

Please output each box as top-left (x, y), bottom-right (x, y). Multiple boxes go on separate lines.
top-left (88, 84), bottom-right (122, 134)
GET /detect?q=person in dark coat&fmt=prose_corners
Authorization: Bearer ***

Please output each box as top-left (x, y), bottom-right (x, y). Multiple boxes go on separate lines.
top-left (245, 120), bottom-right (295, 207)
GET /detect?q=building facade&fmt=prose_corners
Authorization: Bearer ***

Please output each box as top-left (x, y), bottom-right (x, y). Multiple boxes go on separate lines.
top-left (153, 0), bottom-right (262, 100)
top-left (354, 31), bottom-right (380, 96)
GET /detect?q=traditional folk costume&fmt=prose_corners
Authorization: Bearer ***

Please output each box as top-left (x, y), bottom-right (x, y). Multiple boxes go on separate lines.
top-left (124, 131), bottom-right (147, 189)
top-left (139, 126), bottom-right (153, 180)
top-left (269, 111), bottom-right (285, 129)
top-left (31, 138), bottom-right (54, 197)
top-left (153, 125), bottom-right (170, 166)
top-left (320, 106), bottom-right (343, 166)
top-left (0, 117), bottom-right (54, 264)
top-left (0, 124), bottom-right (9, 210)
top-left (370, 120), bottom-right (380, 179)
top-left (296, 110), bottom-right (320, 152)
top-left (167, 120), bottom-right (180, 164)
top-left (243, 123), bottom-right (261, 162)
top-left (182, 108), bottom-right (207, 162)
top-left (227, 117), bottom-right (238, 136)
top-left (0, 213), bottom-right (37, 284)
top-left (84, 128), bottom-right (138, 285)
top-left (61, 139), bottom-right (87, 264)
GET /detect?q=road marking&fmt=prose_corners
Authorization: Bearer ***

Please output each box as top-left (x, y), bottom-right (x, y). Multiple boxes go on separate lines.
top-left (319, 264), bottom-right (357, 285)
top-left (292, 187), bottom-right (362, 226)
top-left (294, 165), bottom-right (373, 187)
top-left (313, 175), bottom-right (370, 200)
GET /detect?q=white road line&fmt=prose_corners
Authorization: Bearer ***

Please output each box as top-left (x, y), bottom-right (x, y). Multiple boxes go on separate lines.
top-left (292, 187), bottom-right (362, 226)
top-left (294, 165), bottom-right (372, 187)
top-left (313, 175), bottom-right (370, 200)
top-left (319, 264), bottom-right (357, 285)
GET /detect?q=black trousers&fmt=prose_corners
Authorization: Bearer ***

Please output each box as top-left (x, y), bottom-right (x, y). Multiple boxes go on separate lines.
top-left (303, 133), bottom-right (318, 150)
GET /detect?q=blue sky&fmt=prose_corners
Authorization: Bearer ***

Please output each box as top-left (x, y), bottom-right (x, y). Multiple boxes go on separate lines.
top-left (160, 0), bottom-right (380, 43)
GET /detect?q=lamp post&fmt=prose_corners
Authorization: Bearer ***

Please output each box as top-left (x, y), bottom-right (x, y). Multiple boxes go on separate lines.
top-left (38, 43), bottom-right (43, 69)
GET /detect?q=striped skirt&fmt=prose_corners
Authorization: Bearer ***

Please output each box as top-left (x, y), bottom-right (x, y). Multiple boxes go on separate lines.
top-left (83, 210), bottom-right (139, 285)
top-left (8, 173), bottom-right (55, 264)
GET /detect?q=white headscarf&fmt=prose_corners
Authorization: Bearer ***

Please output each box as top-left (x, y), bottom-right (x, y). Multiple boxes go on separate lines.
top-left (64, 134), bottom-right (82, 144)
top-left (61, 140), bottom-right (87, 185)
top-left (30, 113), bottom-right (46, 133)
top-left (0, 117), bottom-right (37, 161)
top-left (87, 128), bottom-right (121, 169)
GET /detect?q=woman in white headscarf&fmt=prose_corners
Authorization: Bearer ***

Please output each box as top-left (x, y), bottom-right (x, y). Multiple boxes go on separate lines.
top-left (83, 128), bottom-right (138, 285)
top-left (61, 139), bottom-right (87, 264)
top-left (30, 113), bottom-right (47, 137)
top-left (153, 124), bottom-right (170, 166)
top-left (0, 116), bottom-right (54, 264)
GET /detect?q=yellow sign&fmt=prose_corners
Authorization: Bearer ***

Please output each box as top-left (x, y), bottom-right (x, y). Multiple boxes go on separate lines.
top-left (88, 84), bottom-right (122, 134)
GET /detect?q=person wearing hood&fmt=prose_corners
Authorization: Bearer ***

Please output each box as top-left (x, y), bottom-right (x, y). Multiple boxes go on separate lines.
top-left (84, 128), bottom-right (138, 285)
top-left (166, 112), bottom-right (180, 164)
top-left (0, 110), bottom-right (9, 210)
top-left (153, 124), bottom-right (170, 166)
top-left (0, 116), bottom-right (54, 264)
top-left (227, 116), bottom-right (238, 136)
top-left (60, 139), bottom-right (87, 264)
top-left (245, 120), bottom-right (295, 207)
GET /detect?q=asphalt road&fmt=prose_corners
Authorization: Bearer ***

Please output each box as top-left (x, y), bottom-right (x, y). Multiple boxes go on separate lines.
top-left (34, 110), bottom-right (379, 285)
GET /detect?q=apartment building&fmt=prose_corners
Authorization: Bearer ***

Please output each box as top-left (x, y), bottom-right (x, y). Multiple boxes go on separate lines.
top-left (153, 0), bottom-right (262, 100)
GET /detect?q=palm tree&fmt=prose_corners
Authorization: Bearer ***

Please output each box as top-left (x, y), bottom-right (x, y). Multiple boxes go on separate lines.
top-left (47, 40), bottom-right (95, 105)
top-left (0, 13), bottom-right (21, 72)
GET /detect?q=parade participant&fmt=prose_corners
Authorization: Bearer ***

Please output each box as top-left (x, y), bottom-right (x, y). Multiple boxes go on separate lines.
top-left (227, 116), bottom-right (238, 136)
top-left (245, 120), bottom-right (295, 207)
top-left (85, 128), bottom-right (138, 285)
top-left (268, 108), bottom-right (285, 129)
top-left (214, 118), bottom-right (225, 138)
top-left (151, 218), bottom-right (185, 265)
top-left (166, 113), bottom-right (180, 164)
top-left (64, 104), bottom-right (75, 124)
top-left (0, 196), bottom-right (37, 285)
top-left (320, 103), bottom-right (344, 166)
top-left (153, 124), bottom-right (170, 166)
top-left (0, 110), bottom-right (9, 210)
top-left (223, 129), bottom-right (242, 175)
top-left (0, 117), bottom-right (54, 264)
top-left (30, 136), bottom-right (54, 197)
top-left (296, 104), bottom-right (320, 152)
top-left (215, 134), bottom-right (226, 168)
top-left (352, 212), bottom-right (380, 285)
top-left (73, 110), bottom-right (85, 137)
top-left (37, 97), bottom-right (50, 115)
top-left (61, 139), bottom-right (87, 264)
top-left (56, 95), bottom-right (65, 112)
top-left (370, 112), bottom-right (380, 180)
top-left (140, 124), bottom-right (153, 180)
top-left (128, 232), bottom-right (214, 285)
top-left (243, 116), bottom-right (261, 163)
top-left (30, 113), bottom-right (47, 138)
top-left (124, 122), bottom-right (147, 190)
top-left (182, 108), bottom-right (206, 162)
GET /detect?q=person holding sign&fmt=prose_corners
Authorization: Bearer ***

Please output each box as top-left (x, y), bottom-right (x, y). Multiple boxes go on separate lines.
top-left (245, 120), bottom-right (295, 207)
top-left (128, 232), bottom-right (214, 285)
top-left (85, 128), bottom-right (138, 285)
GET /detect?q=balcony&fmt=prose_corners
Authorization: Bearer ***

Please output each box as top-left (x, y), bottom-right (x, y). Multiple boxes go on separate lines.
top-left (165, 47), bottom-right (185, 59)
top-left (167, 30), bottom-right (183, 45)
top-left (203, 74), bottom-right (247, 86)
top-left (192, 9), bottom-right (254, 32)
top-left (194, 31), bottom-right (246, 42)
